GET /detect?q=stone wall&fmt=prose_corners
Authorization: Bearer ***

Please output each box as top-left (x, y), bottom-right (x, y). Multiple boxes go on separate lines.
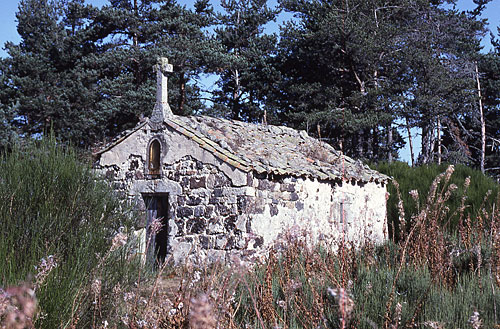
top-left (161, 155), bottom-right (254, 263)
top-left (162, 165), bottom-right (388, 263)
top-left (247, 175), bottom-right (387, 249)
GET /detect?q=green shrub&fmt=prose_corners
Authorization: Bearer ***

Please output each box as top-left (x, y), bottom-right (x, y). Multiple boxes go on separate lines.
top-left (352, 247), bottom-right (500, 328)
top-left (373, 161), bottom-right (499, 239)
top-left (354, 263), bottom-right (432, 327)
top-left (0, 137), bottom-right (133, 328)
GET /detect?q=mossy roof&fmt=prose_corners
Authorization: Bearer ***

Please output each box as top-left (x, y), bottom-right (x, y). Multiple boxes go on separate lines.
top-left (95, 115), bottom-right (389, 183)
top-left (164, 115), bottom-right (389, 184)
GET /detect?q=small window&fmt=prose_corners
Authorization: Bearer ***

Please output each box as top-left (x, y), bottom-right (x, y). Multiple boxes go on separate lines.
top-left (340, 202), bottom-right (345, 225)
top-left (339, 201), bottom-right (348, 232)
top-left (149, 140), bottom-right (161, 176)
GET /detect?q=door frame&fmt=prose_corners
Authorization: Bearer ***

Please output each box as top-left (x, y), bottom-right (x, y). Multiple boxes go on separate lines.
top-left (142, 192), bottom-right (170, 267)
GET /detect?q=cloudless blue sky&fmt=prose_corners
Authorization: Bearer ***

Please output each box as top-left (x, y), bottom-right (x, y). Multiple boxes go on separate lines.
top-left (0, 0), bottom-right (498, 161)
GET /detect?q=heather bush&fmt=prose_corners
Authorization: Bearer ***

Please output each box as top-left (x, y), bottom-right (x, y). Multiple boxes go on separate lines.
top-left (0, 138), bottom-right (136, 328)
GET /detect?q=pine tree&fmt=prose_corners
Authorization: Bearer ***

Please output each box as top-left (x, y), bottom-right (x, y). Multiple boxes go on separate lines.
top-left (0, 0), bottom-right (215, 147)
top-left (210, 0), bottom-right (279, 122)
top-left (145, 0), bottom-right (214, 116)
top-left (399, 2), bottom-right (486, 165)
top-left (0, 0), bottom-right (103, 145)
top-left (272, 0), bottom-right (412, 160)
top-left (268, 0), bottom-right (487, 162)
top-left (476, 50), bottom-right (500, 178)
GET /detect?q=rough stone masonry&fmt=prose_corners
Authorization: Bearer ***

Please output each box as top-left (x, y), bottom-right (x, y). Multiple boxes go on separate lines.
top-left (94, 58), bottom-right (389, 264)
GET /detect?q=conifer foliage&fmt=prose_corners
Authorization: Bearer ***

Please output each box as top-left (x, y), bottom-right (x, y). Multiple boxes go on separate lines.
top-left (0, 0), bottom-right (499, 176)
top-left (210, 0), bottom-right (279, 122)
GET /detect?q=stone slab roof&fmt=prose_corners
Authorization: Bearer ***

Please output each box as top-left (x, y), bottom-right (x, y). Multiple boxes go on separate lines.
top-left (164, 116), bottom-right (389, 184)
top-left (94, 115), bottom-right (389, 183)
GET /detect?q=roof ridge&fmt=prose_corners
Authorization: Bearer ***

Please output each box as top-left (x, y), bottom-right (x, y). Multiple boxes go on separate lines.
top-left (167, 115), bottom-right (389, 183)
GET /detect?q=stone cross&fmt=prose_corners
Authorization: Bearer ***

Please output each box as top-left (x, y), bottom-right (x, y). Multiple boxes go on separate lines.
top-left (151, 57), bottom-right (174, 123)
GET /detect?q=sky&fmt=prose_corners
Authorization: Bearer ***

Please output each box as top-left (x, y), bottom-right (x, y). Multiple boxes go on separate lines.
top-left (0, 0), bottom-right (498, 161)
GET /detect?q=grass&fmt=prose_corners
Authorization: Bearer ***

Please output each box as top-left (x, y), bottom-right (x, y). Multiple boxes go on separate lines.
top-left (118, 164), bottom-right (498, 329)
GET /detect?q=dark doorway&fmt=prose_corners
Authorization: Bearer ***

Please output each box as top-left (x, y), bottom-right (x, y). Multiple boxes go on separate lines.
top-left (143, 193), bottom-right (169, 266)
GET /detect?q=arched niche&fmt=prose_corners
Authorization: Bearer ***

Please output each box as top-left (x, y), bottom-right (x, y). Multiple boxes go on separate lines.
top-left (147, 138), bottom-right (162, 178)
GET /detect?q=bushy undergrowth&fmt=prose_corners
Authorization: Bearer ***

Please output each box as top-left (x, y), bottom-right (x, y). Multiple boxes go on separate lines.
top-left (0, 138), bottom-right (137, 328)
top-left (374, 161), bottom-right (499, 240)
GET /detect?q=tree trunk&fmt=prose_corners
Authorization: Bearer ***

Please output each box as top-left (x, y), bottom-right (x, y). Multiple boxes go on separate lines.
top-left (387, 125), bottom-right (393, 163)
top-left (232, 68), bottom-right (240, 119)
top-left (367, 128), bottom-right (374, 159)
top-left (406, 117), bottom-right (415, 167)
top-left (421, 124), bottom-right (432, 164)
top-left (133, 0), bottom-right (138, 48)
top-left (357, 130), bottom-right (364, 157)
top-left (475, 63), bottom-right (486, 173)
top-left (373, 126), bottom-right (379, 160)
top-left (132, 0), bottom-right (139, 85)
top-left (429, 122), bottom-right (437, 163)
top-left (437, 116), bottom-right (441, 165)
top-left (231, 10), bottom-right (241, 120)
top-left (178, 71), bottom-right (186, 115)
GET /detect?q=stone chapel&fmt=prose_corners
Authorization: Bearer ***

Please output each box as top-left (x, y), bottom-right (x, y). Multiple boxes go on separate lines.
top-left (94, 58), bottom-right (389, 264)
